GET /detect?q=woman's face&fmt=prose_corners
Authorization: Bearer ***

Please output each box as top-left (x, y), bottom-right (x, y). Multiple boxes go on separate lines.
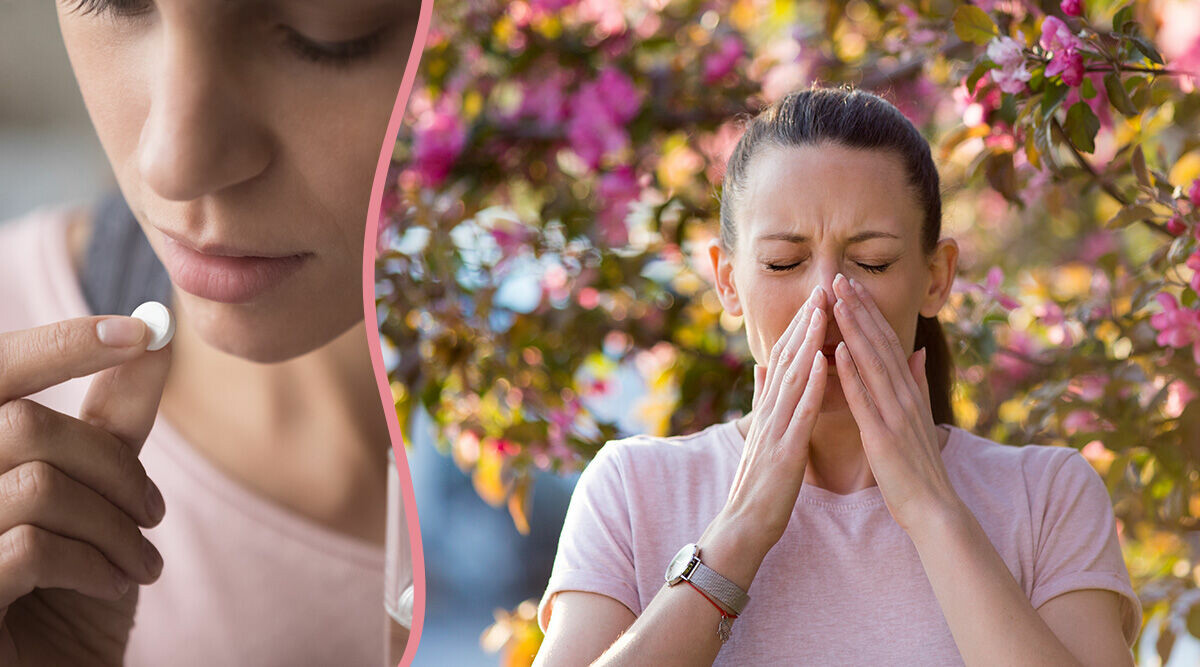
top-left (711, 142), bottom-right (957, 412)
top-left (56, 0), bottom-right (420, 362)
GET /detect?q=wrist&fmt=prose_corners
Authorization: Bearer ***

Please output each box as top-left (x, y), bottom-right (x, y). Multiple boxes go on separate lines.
top-left (696, 509), bottom-right (773, 592)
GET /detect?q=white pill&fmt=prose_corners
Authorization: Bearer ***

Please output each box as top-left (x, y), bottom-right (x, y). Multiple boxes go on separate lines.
top-left (130, 301), bottom-right (175, 352)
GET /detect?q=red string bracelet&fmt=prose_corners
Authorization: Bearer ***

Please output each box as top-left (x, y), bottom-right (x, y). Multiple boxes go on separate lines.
top-left (685, 580), bottom-right (737, 619)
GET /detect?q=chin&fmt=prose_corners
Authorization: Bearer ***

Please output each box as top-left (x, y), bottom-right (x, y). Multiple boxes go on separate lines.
top-left (173, 289), bottom-right (362, 363)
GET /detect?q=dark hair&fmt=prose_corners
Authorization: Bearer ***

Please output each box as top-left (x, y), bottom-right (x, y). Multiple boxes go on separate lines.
top-left (720, 85), bottom-right (956, 427)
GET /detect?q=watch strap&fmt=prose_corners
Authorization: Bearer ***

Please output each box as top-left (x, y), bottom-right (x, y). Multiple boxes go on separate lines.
top-left (686, 560), bottom-right (749, 616)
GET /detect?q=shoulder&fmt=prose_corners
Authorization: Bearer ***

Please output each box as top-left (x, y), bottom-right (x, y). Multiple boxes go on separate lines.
top-left (0, 206), bottom-right (83, 329)
top-left (946, 424), bottom-right (1087, 491)
top-left (584, 421), bottom-right (738, 480)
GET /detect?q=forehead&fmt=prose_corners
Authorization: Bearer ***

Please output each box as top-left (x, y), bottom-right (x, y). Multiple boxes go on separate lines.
top-left (736, 142), bottom-right (922, 243)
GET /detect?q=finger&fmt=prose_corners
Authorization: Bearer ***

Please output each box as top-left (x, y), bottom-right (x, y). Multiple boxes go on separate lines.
top-left (0, 399), bottom-right (164, 528)
top-left (0, 524), bottom-right (132, 606)
top-left (751, 364), bottom-right (766, 412)
top-left (763, 289), bottom-right (815, 394)
top-left (834, 341), bottom-right (887, 436)
top-left (848, 277), bottom-right (924, 405)
top-left (78, 344), bottom-right (172, 456)
top-left (0, 461), bottom-right (162, 584)
top-left (910, 347), bottom-right (932, 415)
top-left (0, 317), bottom-right (149, 403)
top-left (766, 305), bottom-right (826, 444)
top-left (831, 278), bottom-right (905, 422)
top-left (762, 286), bottom-right (824, 418)
top-left (780, 350), bottom-right (827, 453)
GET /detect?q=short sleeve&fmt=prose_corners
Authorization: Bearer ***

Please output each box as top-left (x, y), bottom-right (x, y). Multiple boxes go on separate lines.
top-left (537, 443), bottom-right (640, 632)
top-left (1029, 450), bottom-right (1143, 646)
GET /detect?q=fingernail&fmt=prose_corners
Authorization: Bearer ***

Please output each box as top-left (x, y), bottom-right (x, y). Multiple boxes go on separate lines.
top-left (919, 347), bottom-right (927, 363)
top-left (143, 538), bottom-right (162, 576)
top-left (96, 317), bottom-right (146, 348)
top-left (144, 481), bottom-right (165, 523)
top-left (111, 565), bottom-right (131, 596)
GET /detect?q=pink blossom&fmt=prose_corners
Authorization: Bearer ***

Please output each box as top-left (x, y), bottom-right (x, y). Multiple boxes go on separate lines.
top-left (412, 105), bottom-right (468, 186)
top-left (529, 0), bottom-right (576, 12)
top-left (1188, 250), bottom-right (1200, 293)
top-left (1049, 49), bottom-right (1085, 86)
top-left (1060, 0), bottom-right (1083, 17)
top-left (703, 35), bottom-right (744, 85)
top-left (1189, 179), bottom-right (1200, 207)
top-left (1165, 379), bottom-right (1196, 418)
top-left (566, 69), bottom-right (642, 169)
top-left (596, 165), bottom-right (641, 246)
top-left (986, 37), bottom-right (1031, 93)
top-left (1063, 409), bottom-right (1101, 434)
top-left (1040, 16), bottom-right (1083, 53)
top-left (965, 266), bottom-right (1021, 310)
top-left (1168, 215), bottom-right (1187, 236)
top-left (518, 70), bottom-right (571, 126)
top-left (577, 0), bottom-right (626, 36)
top-left (1149, 292), bottom-right (1200, 365)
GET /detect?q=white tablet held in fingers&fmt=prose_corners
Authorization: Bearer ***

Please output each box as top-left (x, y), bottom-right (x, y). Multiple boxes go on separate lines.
top-left (131, 301), bottom-right (175, 352)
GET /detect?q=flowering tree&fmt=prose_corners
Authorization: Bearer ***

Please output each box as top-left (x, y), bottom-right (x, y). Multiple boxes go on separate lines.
top-left (375, 0), bottom-right (1200, 662)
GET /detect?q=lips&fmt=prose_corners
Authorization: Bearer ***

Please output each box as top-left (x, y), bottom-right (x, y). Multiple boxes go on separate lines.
top-left (157, 230), bottom-right (312, 304)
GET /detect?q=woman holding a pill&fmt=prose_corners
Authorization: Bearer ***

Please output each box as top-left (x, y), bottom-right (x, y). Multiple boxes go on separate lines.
top-left (535, 88), bottom-right (1141, 665)
top-left (0, 0), bottom-right (422, 664)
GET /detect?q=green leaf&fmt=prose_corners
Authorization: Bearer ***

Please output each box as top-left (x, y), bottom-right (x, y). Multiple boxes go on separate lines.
top-left (1104, 204), bottom-right (1155, 229)
top-left (984, 151), bottom-right (1018, 201)
top-left (953, 5), bottom-right (998, 45)
top-left (967, 60), bottom-right (998, 94)
top-left (1065, 102), bottom-right (1100, 153)
top-left (1041, 82), bottom-right (1069, 119)
top-left (1188, 603), bottom-right (1200, 639)
top-left (1112, 5), bottom-right (1134, 34)
top-left (1081, 76), bottom-right (1097, 100)
top-left (1183, 289), bottom-right (1198, 308)
top-left (1131, 145), bottom-right (1151, 187)
top-left (1104, 72), bottom-right (1138, 116)
top-left (1130, 35), bottom-right (1165, 65)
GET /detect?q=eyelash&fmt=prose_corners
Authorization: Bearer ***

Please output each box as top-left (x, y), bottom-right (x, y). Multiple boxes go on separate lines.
top-left (765, 260), bottom-right (892, 274)
top-left (65, 0), bottom-right (388, 67)
top-left (66, 0), bottom-right (150, 17)
top-left (282, 28), bottom-right (389, 67)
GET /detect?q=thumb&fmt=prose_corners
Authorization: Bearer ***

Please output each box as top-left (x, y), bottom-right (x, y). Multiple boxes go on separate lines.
top-left (78, 344), bottom-right (172, 455)
top-left (909, 347), bottom-right (931, 414)
top-left (751, 364), bottom-right (765, 411)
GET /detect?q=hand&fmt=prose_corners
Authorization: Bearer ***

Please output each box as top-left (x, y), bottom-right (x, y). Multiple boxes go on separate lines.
top-left (830, 273), bottom-right (960, 533)
top-left (0, 316), bottom-right (171, 666)
top-left (706, 284), bottom-right (829, 561)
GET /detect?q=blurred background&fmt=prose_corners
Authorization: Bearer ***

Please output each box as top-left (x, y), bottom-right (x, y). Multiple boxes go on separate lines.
top-left (0, 1), bottom-right (113, 223)
top-left (379, 0), bottom-right (1200, 664)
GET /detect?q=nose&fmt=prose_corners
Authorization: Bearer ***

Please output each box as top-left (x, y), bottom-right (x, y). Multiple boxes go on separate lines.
top-left (137, 24), bottom-right (271, 201)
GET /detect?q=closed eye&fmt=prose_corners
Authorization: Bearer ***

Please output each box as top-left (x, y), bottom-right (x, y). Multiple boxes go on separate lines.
top-left (763, 260), bottom-right (893, 274)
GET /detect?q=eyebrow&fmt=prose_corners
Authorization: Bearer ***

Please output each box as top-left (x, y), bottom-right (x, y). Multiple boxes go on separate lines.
top-left (755, 230), bottom-right (901, 244)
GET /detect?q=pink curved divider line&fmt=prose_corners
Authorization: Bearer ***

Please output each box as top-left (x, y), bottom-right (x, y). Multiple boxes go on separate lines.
top-left (362, 1), bottom-right (434, 665)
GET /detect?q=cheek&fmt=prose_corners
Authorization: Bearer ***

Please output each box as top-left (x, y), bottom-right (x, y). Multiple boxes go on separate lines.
top-left (59, 23), bottom-right (148, 169)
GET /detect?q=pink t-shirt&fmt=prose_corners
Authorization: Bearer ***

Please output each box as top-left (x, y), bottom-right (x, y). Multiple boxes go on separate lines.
top-left (0, 208), bottom-right (386, 666)
top-left (540, 418), bottom-right (1142, 663)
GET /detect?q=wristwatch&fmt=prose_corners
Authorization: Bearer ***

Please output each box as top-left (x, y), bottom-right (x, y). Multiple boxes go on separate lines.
top-left (664, 543), bottom-right (750, 617)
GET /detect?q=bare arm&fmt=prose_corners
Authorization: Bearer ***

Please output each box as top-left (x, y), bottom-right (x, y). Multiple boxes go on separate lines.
top-left (535, 514), bottom-right (770, 667)
top-left (911, 504), bottom-right (1132, 667)
top-left (536, 287), bottom-right (831, 665)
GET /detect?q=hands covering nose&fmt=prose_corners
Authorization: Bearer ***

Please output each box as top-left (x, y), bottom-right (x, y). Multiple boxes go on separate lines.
top-left (711, 273), bottom-right (960, 564)
top-left (829, 272), bottom-right (959, 534)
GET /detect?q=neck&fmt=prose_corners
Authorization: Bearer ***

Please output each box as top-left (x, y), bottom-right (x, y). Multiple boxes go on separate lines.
top-left (159, 302), bottom-right (390, 543)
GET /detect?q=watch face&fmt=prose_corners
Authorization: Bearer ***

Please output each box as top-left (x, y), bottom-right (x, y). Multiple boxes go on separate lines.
top-left (665, 543), bottom-right (698, 584)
